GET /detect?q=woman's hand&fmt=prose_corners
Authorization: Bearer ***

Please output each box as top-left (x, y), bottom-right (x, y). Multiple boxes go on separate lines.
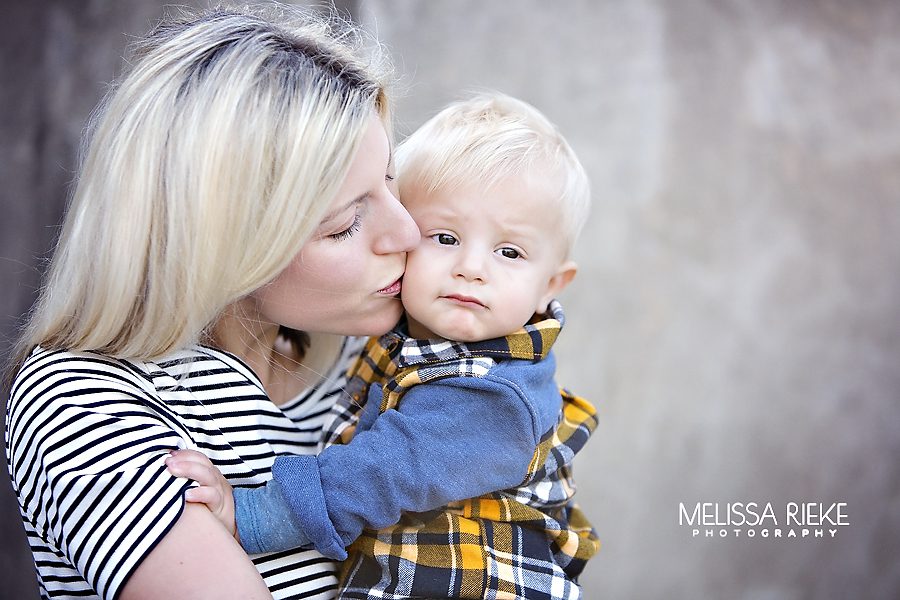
top-left (166, 449), bottom-right (238, 541)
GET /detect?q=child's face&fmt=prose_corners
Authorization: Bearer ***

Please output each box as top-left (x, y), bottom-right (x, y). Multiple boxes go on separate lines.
top-left (400, 173), bottom-right (576, 342)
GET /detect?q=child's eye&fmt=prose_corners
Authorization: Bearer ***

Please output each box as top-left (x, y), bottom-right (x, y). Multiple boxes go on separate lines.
top-left (433, 233), bottom-right (458, 246)
top-left (329, 214), bottom-right (362, 241)
top-left (497, 247), bottom-right (521, 259)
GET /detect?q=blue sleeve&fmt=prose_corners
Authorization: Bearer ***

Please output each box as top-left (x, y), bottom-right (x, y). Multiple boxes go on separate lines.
top-left (269, 369), bottom-right (547, 560)
top-left (233, 479), bottom-right (311, 554)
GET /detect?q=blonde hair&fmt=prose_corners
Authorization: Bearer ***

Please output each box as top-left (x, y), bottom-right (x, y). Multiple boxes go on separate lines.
top-left (11, 3), bottom-right (392, 373)
top-left (395, 91), bottom-right (591, 254)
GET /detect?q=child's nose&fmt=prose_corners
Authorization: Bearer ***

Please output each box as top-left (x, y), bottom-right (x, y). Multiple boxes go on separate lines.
top-left (454, 250), bottom-right (487, 283)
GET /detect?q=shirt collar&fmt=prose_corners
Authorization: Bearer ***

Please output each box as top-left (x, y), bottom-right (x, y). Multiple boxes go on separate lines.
top-left (388, 299), bottom-right (565, 368)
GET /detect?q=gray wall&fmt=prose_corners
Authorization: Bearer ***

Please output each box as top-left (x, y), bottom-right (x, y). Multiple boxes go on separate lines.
top-left (2, 1), bottom-right (898, 599)
top-left (359, 1), bottom-right (900, 598)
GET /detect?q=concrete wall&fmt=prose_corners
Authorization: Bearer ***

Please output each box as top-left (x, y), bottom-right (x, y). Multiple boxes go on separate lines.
top-left (2, 1), bottom-right (898, 598)
top-left (358, 1), bottom-right (900, 598)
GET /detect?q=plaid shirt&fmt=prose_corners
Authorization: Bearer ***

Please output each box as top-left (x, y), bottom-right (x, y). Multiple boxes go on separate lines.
top-left (323, 301), bottom-right (599, 599)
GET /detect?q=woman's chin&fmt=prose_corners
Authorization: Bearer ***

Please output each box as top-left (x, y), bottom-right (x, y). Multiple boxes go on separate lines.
top-left (357, 305), bottom-right (405, 337)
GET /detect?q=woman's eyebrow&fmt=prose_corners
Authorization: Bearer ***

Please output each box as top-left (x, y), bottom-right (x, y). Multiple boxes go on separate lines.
top-left (322, 194), bottom-right (367, 223)
top-left (323, 142), bottom-right (390, 224)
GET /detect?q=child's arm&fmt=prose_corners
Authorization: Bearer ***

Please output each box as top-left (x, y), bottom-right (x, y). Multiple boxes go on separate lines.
top-left (168, 361), bottom-right (559, 560)
top-left (165, 450), bottom-right (312, 554)
top-left (263, 366), bottom-right (555, 560)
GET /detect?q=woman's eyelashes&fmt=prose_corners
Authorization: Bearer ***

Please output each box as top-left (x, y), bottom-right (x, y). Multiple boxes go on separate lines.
top-left (328, 174), bottom-right (394, 242)
top-left (329, 213), bottom-right (362, 241)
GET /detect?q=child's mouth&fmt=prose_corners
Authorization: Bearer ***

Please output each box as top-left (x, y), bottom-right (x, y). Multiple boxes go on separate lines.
top-left (442, 294), bottom-right (485, 308)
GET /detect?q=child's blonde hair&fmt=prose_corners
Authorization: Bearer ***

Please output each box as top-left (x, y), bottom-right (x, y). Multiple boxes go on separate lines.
top-left (395, 91), bottom-right (591, 254)
top-left (10, 3), bottom-right (393, 372)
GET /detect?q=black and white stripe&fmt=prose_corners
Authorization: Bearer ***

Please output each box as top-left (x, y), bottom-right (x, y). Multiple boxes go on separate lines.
top-left (5, 338), bottom-right (364, 600)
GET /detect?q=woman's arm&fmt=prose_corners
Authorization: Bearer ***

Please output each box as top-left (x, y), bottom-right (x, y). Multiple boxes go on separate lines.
top-left (120, 503), bottom-right (271, 600)
top-left (7, 353), bottom-right (283, 599)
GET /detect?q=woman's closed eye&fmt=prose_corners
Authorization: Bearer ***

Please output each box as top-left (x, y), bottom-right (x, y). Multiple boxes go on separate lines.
top-left (329, 214), bottom-right (362, 241)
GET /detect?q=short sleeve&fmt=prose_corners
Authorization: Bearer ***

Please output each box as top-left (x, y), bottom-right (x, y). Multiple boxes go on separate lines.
top-left (6, 352), bottom-right (195, 599)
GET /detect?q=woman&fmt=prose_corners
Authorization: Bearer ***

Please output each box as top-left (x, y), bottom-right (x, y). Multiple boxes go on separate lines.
top-left (5, 4), bottom-right (418, 599)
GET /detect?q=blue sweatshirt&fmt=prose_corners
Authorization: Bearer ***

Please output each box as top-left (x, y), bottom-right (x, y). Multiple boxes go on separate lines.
top-left (234, 343), bottom-right (562, 560)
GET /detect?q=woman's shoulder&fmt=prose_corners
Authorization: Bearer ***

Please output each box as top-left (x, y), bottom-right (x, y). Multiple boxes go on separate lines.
top-left (9, 344), bottom-right (254, 404)
top-left (11, 347), bottom-right (148, 399)
top-left (4, 345), bottom-right (263, 461)
top-left (6, 349), bottom-right (168, 469)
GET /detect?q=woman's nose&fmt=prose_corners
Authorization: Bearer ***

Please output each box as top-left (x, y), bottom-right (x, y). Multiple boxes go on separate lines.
top-left (373, 189), bottom-right (420, 254)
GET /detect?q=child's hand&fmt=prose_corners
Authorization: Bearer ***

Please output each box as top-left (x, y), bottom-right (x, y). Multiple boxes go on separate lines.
top-left (165, 449), bottom-right (237, 541)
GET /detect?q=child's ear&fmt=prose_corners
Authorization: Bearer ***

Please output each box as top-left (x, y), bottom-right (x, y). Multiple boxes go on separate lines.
top-left (536, 260), bottom-right (578, 314)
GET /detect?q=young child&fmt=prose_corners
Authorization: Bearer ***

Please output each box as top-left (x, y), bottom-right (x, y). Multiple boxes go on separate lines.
top-left (168, 92), bottom-right (599, 599)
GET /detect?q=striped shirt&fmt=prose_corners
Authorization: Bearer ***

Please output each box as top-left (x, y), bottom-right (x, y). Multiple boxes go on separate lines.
top-left (5, 338), bottom-right (365, 600)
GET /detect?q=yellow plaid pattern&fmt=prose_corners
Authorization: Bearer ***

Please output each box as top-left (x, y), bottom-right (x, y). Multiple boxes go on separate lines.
top-left (330, 303), bottom-right (599, 599)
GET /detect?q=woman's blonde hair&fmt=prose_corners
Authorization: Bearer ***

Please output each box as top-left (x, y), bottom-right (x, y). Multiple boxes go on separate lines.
top-left (10, 3), bottom-right (392, 374)
top-left (395, 91), bottom-right (591, 254)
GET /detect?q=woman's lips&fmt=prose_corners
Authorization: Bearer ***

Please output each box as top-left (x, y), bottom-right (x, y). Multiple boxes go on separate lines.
top-left (442, 294), bottom-right (486, 308)
top-left (377, 278), bottom-right (402, 296)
